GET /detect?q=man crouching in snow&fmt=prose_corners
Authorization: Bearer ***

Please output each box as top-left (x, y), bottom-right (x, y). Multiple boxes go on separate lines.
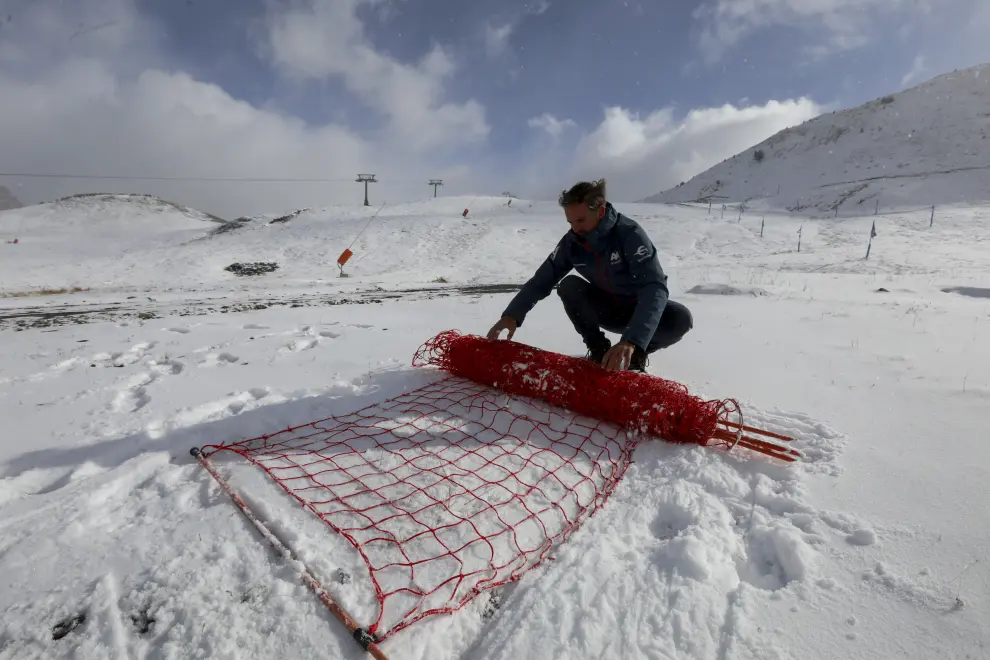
top-left (487, 178), bottom-right (693, 372)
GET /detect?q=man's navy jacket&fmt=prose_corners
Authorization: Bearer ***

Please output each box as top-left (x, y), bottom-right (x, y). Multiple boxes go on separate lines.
top-left (502, 202), bottom-right (670, 351)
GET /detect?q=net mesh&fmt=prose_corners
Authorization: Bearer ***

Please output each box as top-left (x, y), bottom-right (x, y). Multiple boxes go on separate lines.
top-left (201, 376), bottom-right (638, 641)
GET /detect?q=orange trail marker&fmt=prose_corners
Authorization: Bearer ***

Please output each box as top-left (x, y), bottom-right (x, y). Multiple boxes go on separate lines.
top-left (336, 248), bottom-right (353, 277)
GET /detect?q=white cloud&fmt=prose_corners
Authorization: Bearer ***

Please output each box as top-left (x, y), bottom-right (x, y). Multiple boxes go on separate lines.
top-left (901, 55), bottom-right (928, 87)
top-left (528, 113), bottom-right (577, 138)
top-left (0, 0), bottom-right (158, 71)
top-left (0, 60), bottom-right (372, 216)
top-left (562, 98), bottom-right (822, 201)
top-left (485, 23), bottom-right (515, 57)
top-left (693, 0), bottom-right (935, 63)
top-left (481, 2), bottom-right (551, 60)
top-left (261, 0), bottom-right (488, 151)
top-left (0, 58), bottom-right (486, 218)
top-left (0, 0), bottom-right (491, 219)
top-left (955, 0), bottom-right (990, 63)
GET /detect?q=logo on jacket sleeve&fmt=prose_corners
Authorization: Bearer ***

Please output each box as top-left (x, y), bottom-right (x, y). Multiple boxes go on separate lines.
top-left (550, 245), bottom-right (560, 261)
top-left (633, 244), bottom-right (650, 262)
top-left (610, 250), bottom-right (621, 264)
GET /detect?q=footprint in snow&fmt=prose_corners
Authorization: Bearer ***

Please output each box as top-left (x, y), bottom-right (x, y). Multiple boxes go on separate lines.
top-left (269, 326), bottom-right (341, 353)
top-left (648, 485), bottom-right (725, 581)
top-left (107, 356), bottom-right (185, 413)
top-left (93, 341), bottom-right (158, 368)
top-left (149, 358), bottom-right (184, 376)
top-left (7, 462), bottom-right (108, 502)
top-left (52, 357), bottom-right (84, 372)
top-left (227, 389), bottom-right (269, 414)
top-left (283, 335), bottom-right (336, 352)
top-left (199, 352), bottom-right (240, 367)
top-left (296, 325), bottom-right (341, 338)
top-left (651, 496), bottom-right (701, 541)
top-left (4, 357), bottom-right (85, 386)
top-left (285, 338), bottom-right (319, 352)
top-left (111, 372), bottom-right (154, 413)
top-left (164, 327), bottom-right (191, 334)
top-left (171, 388), bottom-right (270, 426)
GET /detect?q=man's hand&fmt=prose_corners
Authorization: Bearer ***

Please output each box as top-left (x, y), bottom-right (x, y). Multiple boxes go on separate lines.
top-left (602, 341), bottom-right (636, 371)
top-left (487, 315), bottom-right (517, 340)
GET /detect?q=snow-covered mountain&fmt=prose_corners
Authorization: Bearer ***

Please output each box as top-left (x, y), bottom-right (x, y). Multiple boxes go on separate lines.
top-left (643, 63), bottom-right (990, 214)
top-left (0, 185), bottom-right (21, 211)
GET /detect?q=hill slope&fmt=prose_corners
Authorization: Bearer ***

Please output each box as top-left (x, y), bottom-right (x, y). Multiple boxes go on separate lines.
top-left (644, 63), bottom-right (990, 214)
top-left (3, 192), bottom-right (986, 299)
top-left (0, 193), bottom-right (230, 286)
top-left (2, 193), bottom-right (988, 299)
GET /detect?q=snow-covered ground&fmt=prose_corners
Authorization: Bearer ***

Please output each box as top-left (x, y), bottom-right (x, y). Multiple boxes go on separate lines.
top-left (0, 194), bottom-right (988, 659)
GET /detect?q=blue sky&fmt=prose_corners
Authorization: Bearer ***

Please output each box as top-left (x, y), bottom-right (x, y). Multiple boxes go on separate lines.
top-left (0, 0), bottom-right (988, 217)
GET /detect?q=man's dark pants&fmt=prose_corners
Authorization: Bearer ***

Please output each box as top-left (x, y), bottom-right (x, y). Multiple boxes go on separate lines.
top-left (556, 274), bottom-right (693, 354)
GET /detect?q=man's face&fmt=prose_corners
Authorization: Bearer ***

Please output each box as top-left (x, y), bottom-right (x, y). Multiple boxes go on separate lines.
top-left (564, 203), bottom-right (603, 237)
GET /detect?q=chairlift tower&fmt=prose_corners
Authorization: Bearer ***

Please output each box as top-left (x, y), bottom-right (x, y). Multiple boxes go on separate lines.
top-left (356, 173), bottom-right (377, 206)
top-left (429, 179), bottom-right (443, 197)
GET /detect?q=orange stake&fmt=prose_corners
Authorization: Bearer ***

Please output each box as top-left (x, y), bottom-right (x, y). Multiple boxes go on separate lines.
top-left (738, 437), bottom-right (801, 462)
top-left (739, 443), bottom-right (797, 463)
top-left (719, 420), bottom-right (795, 443)
top-left (711, 428), bottom-right (802, 462)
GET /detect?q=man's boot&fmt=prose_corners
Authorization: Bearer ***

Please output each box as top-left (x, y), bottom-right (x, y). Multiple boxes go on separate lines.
top-left (629, 347), bottom-right (649, 372)
top-left (584, 339), bottom-right (611, 366)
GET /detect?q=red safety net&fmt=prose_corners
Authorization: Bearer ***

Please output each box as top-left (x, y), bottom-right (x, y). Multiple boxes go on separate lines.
top-left (413, 330), bottom-right (732, 448)
top-left (200, 376), bottom-right (638, 641)
top-left (199, 330), bottom-right (799, 643)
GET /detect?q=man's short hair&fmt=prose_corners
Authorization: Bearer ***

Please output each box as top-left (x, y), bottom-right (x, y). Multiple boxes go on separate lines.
top-left (558, 179), bottom-right (606, 210)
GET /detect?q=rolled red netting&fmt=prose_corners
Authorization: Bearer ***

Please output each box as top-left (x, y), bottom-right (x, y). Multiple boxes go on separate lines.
top-left (412, 329), bottom-right (737, 448)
